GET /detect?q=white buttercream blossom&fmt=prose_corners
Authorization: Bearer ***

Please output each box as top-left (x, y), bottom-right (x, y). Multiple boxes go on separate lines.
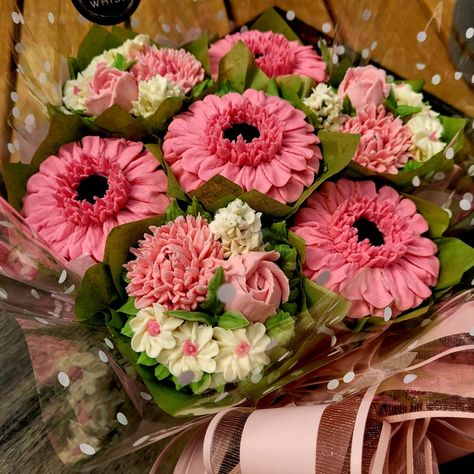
top-left (63, 35), bottom-right (151, 111)
top-left (303, 83), bottom-right (343, 130)
top-left (209, 199), bottom-right (263, 257)
top-left (63, 74), bottom-right (89, 112)
top-left (392, 82), bottom-right (427, 110)
top-left (213, 323), bottom-right (271, 383)
top-left (131, 75), bottom-right (184, 118)
top-left (130, 304), bottom-right (183, 358)
top-left (157, 322), bottom-right (218, 382)
top-left (406, 110), bottom-right (445, 162)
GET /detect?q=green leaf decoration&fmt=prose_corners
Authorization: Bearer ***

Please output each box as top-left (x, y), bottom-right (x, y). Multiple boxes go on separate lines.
top-left (154, 364), bottom-right (171, 381)
top-left (143, 96), bottom-right (185, 133)
top-left (318, 39), bottom-right (331, 70)
top-left (288, 231), bottom-right (306, 264)
top-left (383, 88), bottom-right (398, 112)
top-left (186, 196), bottom-right (212, 222)
top-left (403, 79), bottom-right (425, 92)
top-left (183, 32), bottom-right (210, 73)
top-left (217, 41), bottom-right (269, 93)
top-left (276, 75), bottom-right (317, 121)
top-left (251, 8), bottom-right (300, 42)
top-left (240, 189), bottom-right (292, 218)
top-left (146, 144), bottom-right (188, 202)
top-left (328, 56), bottom-right (353, 89)
top-left (435, 238), bottom-right (474, 290)
top-left (439, 116), bottom-right (466, 144)
top-left (75, 263), bottom-right (118, 321)
top-left (76, 25), bottom-right (122, 71)
top-left (165, 310), bottom-right (215, 325)
top-left (303, 278), bottom-right (350, 327)
top-left (401, 160), bottom-right (424, 172)
top-left (103, 215), bottom-right (166, 297)
top-left (265, 310), bottom-right (295, 346)
top-left (106, 309), bottom-right (124, 330)
top-left (137, 352), bottom-right (158, 366)
top-left (111, 25), bottom-right (138, 43)
top-left (191, 175), bottom-right (243, 212)
top-left (190, 373), bottom-right (212, 395)
top-left (117, 297), bottom-right (138, 316)
top-left (218, 311), bottom-right (250, 330)
top-left (395, 105), bottom-right (422, 118)
top-left (199, 267), bottom-right (225, 315)
top-left (274, 244), bottom-right (297, 274)
top-left (111, 52), bottom-right (127, 70)
top-left (270, 221), bottom-right (287, 239)
top-left (120, 318), bottom-right (133, 338)
top-left (67, 56), bottom-right (79, 79)
top-left (165, 200), bottom-right (186, 223)
top-left (94, 105), bottom-right (148, 140)
top-left (287, 131), bottom-right (359, 215)
top-left (2, 162), bottom-right (34, 211)
top-left (31, 105), bottom-right (96, 170)
top-left (403, 194), bottom-right (449, 238)
top-left (342, 95), bottom-right (355, 116)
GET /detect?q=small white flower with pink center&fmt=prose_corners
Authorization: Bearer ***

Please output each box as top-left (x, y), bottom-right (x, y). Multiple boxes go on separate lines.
top-left (157, 322), bottom-right (219, 382)
top-left (130, 304), bottom-right (183, 358)
top-left (213, 323), bottom-right (271, 383)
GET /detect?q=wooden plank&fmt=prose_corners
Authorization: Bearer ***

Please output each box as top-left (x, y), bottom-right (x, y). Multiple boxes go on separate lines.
top-left (131, 0), bottom-right (230, 44)
top-left (0, 0), bottom-right (17, 166)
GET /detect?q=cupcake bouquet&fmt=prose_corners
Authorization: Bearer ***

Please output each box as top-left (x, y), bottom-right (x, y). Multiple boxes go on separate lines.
top-left (1, 7), bottom-right (474, 469)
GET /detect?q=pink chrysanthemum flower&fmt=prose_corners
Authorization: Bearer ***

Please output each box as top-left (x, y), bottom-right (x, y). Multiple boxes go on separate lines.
top-left (209, 30), bottom-right (327, 83)
top-left (341, 105), bottom-right (414, 174)
top-left (162, 89), bottom-right (322, 204)
top-left (292, 179), bottom-right (439, 318)
top-left (125, 215), bottom-right (224, 310)
top-left (132, 46), bottom-right (205, 93)
top-left (23, 136), bottom-right (170, 261)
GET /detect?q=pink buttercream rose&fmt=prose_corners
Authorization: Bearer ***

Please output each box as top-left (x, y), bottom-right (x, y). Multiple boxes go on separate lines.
top-left (223, 251), bottom-right (290, 323)
top-left (338, 65), bottom-right (390, 110)
top-left (85, 62), bottom-right (138, 115)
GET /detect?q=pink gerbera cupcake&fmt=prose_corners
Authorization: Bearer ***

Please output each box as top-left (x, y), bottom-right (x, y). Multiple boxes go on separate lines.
top-left (209, 30), bottom-right (327, 83)
top-left (341, 104), bottom-right (414, 174)
top-left (162, 89), bottom-right (322, 204)
top-left (23, 136), bottom-right (170, 261)
top-left (132, 45), bottom-right (205, 93)
top-left (292, 179), bottom-right (439, 318)
top-left (125, 215), bottom-right (224, 310)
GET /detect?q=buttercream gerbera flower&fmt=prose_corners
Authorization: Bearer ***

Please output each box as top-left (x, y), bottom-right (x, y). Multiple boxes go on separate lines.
top-left (125, 215), bottom-right (224, 310)
top-left (341, 105), bottom-right (414, 174)
top-left (157, 321), bottom-right (219, 382)
top-left (22, 136), bottom-right (170, 261)
top-left (132, 46), bottom-right (205, 93)
top-left (406, 110), bottom-right (445, 162)
top-left (209, 30), bottom-right (327, 83)
top-left (130, 304), bottom-right (183, 358)
top-left (209, 198), bottom-right (263, 257)
top-left (213, 323), bottom-right (271, 383)
top-left (291, 179), bottom-right (439, 318)
top-left (162, 89), bottom-right (322, 204)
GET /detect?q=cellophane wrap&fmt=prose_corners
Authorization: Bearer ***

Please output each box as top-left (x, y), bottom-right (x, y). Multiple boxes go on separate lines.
top-left (1, 0), bottom-right (474, 473)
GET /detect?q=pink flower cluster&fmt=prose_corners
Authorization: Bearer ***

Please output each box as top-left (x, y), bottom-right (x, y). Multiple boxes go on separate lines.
top-left (125, 215), bottom-right (290, 322)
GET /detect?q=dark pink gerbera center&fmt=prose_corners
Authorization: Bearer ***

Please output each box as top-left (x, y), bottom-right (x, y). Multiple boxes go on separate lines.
top-left (206, 100), bottom-right (283, 166)
top-left (56, 153), bottom-right (129, 226)
top-left (329, 196), bottom-right (410, 268)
